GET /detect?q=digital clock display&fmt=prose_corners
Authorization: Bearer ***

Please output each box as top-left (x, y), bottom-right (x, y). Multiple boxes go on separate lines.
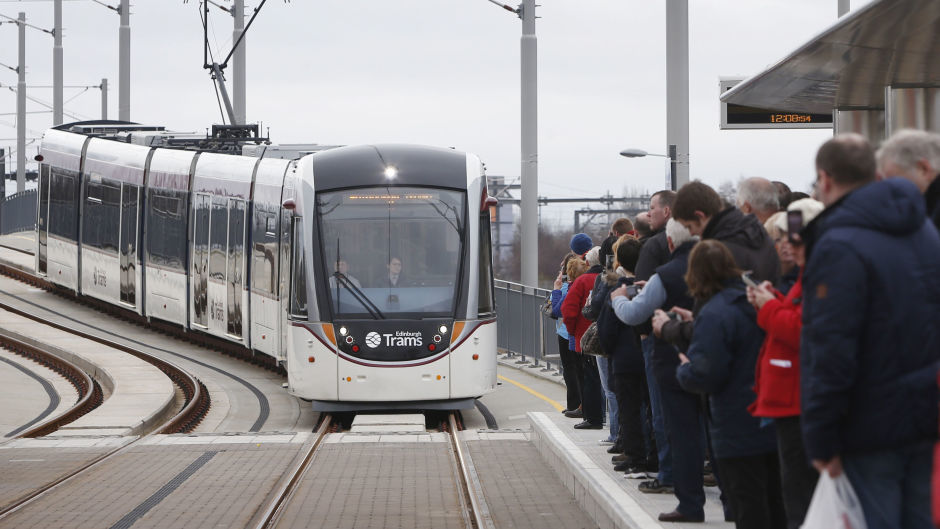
top-left (727, 104), bottom-right (832, 126)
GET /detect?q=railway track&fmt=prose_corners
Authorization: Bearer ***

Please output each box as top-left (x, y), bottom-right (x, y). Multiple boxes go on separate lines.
top-left (253, 412), bottom-right (494, 529)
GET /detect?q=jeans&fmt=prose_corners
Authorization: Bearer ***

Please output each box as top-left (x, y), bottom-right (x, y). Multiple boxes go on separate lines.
top-left (842, 440), bottom-right (932, 529)
top-left (642, 336), bottom-right (672, 485)
top-left (558, 335), bottom-right (582, 411)
top-left (597, 356), bottom-right (619, 441)
top-left (716, 452), bottom-right (786, 529)
top-left (774, 416), bottom-right (817, 529)
top-left (579, 354), bottom-right (604, 424)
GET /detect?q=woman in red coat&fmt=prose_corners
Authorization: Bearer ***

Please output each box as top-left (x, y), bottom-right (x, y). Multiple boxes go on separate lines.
top-left (746, 198), bottom-right (823, 529)
top-left (561, 240), bottom-right (605, 429)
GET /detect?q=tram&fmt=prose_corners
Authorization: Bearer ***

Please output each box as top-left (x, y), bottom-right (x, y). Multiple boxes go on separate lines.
top-left (35, 121), bottom-right (498, 411)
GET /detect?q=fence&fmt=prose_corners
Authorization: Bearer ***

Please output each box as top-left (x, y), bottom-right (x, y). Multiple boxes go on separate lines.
top-left (1, 189), bottom-right (36, 235)
top-left (494, 279), bottom-right (562, 373)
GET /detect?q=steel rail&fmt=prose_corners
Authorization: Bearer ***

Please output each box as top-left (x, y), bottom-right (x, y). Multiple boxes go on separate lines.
top-left (251, 415), bottom-right (333, 529)
top-left (448, 412), bottom-right (496, 529)
top-left (0, 332), bottom-right (101, 438)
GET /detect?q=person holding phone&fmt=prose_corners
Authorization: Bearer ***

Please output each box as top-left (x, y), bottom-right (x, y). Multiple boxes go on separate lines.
top-left (745, 198), bottom-right (823, 529)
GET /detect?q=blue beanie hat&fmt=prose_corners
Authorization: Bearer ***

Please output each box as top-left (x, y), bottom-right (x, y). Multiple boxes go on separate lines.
top-left (569, 233), bottom-right (593, 256)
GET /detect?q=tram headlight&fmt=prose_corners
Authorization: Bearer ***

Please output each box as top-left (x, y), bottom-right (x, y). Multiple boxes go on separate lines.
top-left (384, 166), bottom-right (398, 179)
top-left (439, 325), bottom-right (448, 335)
top-left (339, 326), bottom-right (348, 336)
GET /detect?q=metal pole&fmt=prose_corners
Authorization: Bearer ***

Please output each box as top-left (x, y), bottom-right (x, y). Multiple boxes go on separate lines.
top-left (101, 78), bottom-right (108, 120)
top-left (232, 0), bottom-right (246, 125)
top-left (53, 0), bottom-right (63, 126)
top-left (666, 0), bottom-right (689, 189)
top-left (519, 0), bottom-right (538, 287)
top-left (668, 144), bottom-right (678, 191)
top-left (1, 148), bottom-right (6, 199)
top-left (838, 0), bottom-right (850, 17)
top-left (118, 0), bottom-right (130, 121)
top-left (17, 12), bottom-right (26, 193)
top-left (212, 63), bottom-right (237, 125)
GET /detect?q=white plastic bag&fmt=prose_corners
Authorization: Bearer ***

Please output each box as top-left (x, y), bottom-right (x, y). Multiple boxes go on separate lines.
top-left (800, 471), bottom-right (868, 529)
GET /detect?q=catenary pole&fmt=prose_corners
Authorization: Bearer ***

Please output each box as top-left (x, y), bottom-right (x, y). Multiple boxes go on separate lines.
top-left (17, 12), bottom-right (26, 192)
top-left (53, 0), bottom-right (63, 126)
top-left (101, 78), bottom-right (108, 119)
top-left (118, 0), bottom-right (130, 121)
top-left (520, 0), bottom-right (538, 286)
top-left (665, 0), bottom-right (689, 190)
top-left (232, 0), bottom-right (246, 125)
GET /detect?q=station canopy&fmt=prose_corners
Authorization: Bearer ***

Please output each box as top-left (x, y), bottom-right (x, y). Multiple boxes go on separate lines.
top-left (720, 0), bottom-right (940, 114)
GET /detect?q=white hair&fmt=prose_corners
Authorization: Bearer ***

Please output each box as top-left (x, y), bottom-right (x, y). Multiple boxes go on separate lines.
top-left (665, 218), bottom-right (696, 248)
top-left (736, 177), bottom-right (780, 213)
top-left (584, 246), bottom-right (601, 266)
top-left (877, 129), bottom-right (940, 177)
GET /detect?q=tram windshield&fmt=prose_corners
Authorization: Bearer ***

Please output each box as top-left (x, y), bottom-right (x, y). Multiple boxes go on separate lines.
top-left (317, 187), bottom-right (465, 318)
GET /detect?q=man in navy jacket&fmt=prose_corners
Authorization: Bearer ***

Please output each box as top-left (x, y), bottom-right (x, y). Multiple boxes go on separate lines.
top-left (801, 133), bottom-right (940, 529)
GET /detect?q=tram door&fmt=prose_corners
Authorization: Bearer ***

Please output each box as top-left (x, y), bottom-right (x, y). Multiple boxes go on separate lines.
top-left (226, 198), bottom-right (245, 337)
top-left (192, 193), bottom-right (210, 327)
top-left (38, 166), bottom-right (50, 274)
top-left (120, 183), bottom-right (138, 306)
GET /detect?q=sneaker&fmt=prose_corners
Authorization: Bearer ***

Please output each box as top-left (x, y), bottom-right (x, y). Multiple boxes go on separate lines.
top-left (624, 469), bottom-right (650, 479)
top-left (598, 438), bottom-right (616, 446)
top-left (638, 479), bottom-right (674, 494)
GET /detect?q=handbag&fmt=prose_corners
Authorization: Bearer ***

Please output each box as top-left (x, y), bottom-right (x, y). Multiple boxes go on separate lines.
top-left (540, 293), bottom-right (556, 319)
top-left (579, 322), bottom-right (608, 357)
top-left (801, 471), bottom-right (868, 529)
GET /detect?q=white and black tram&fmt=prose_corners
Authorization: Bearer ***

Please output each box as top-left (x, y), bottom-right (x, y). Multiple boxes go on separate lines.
top-left (35, 121), bottom-right (498, 411)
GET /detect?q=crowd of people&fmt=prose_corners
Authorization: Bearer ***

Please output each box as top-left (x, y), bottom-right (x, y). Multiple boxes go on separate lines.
top-left (547, 130), bottom-right (940, 528)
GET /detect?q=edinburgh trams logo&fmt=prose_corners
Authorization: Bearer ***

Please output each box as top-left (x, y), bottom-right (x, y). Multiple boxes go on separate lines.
top-left (364, 331), bottom-right (423, 348)
top-left (364, 332), bottom-right (383, 348)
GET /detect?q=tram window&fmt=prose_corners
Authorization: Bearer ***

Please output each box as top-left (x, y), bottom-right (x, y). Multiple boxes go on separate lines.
top-left (48, 167), bottom-right (78, 240)
top-left (251, 209), bottom-right (277, 294)
top-left (147, 188), bottom-right (186, 271)
top-left (289, 219), bottom-right (307, 318)
top-left (82, 178), bottom-right (120, 254)
top-left (209, 196), bottom-right (228, 280)
top-left (317, 187), bottom-right (465, 317)
top-left (477, 213), bottom-right (495, 315)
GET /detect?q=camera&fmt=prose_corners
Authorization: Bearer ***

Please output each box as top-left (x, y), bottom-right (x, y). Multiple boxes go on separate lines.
top-left (625, 284), bottom-right (642, 299)
top-left (666, 311), bottom-right (680, 321)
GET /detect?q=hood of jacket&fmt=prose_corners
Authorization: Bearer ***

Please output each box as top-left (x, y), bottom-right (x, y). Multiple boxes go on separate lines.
top-left (703, 207), bottom-right (770, 251)
top-left (823, 178), bottom-right (927, 236)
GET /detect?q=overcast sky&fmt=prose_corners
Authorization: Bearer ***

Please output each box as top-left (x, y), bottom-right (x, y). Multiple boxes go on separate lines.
top-left (0, 0), bottom-right (872, 220)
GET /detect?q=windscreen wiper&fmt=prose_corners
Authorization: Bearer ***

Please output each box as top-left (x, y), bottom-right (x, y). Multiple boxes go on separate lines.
top-left (333, 272), bottom-right (385, 319)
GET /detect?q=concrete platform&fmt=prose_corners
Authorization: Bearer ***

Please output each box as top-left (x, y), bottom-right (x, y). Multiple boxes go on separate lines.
top-left (0, 233), bottom-right (35, 273)
top-left (0, 433), bottom-right (309, 529)
top-left (529, 411), bottom-right (732, 529)
top-left (0, 308), bottom-right (177, 437)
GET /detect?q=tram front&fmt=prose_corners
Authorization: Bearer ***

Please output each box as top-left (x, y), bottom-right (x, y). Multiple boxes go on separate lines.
top-left (285, 145), bottom-right (497, 411)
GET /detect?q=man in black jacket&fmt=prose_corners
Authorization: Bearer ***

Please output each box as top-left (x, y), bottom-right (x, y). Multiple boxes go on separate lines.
top-left (632, 189), bottom-right (677, 495)
top-left (672, 181), bottom-right (779, 284)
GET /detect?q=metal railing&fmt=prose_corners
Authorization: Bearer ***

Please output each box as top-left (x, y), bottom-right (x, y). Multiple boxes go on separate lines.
top-left (494, 279), bottom-right (561, 373)
top-left (1, 189), bottom-right (37, 235)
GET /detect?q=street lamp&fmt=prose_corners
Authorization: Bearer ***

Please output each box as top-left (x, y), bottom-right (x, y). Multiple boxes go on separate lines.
top-left (619, 147), bottom-right (678, 191)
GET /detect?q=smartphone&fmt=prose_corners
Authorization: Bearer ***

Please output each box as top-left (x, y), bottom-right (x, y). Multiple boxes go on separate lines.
top-left (605, 254), bottom-right (614, 270)
top-left (787, 210), bottom-right (804, 243)
top-left (562, 274), bottom-right (569, 282)
top-left (741, 272), bottom-right (759, 288)
top-left (625, 284), bottom-right (642, 299)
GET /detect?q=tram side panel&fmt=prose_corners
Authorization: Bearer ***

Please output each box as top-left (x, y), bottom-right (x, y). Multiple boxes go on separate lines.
top-left (189, 153), bottom-right (257, 345)
top-left (249, 158), bottom-right (290, 359)
top-left (38, 129), bottom-right (89, 292)
top-left (144, 148), bottom-right (196, 328)
top-left (78, 138), bottom-right (149, 313)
